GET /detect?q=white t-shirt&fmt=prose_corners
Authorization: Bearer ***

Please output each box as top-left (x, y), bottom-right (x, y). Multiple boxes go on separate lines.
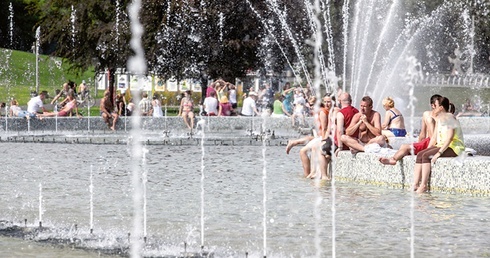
top-left (241, 97), bottom-right (257, 116)
top-left (203, 97), bottom-right (219, 114)
top-left (229, 89), bottom-right (237, 104)
top-left (27, 96), bottom-right (44, 113)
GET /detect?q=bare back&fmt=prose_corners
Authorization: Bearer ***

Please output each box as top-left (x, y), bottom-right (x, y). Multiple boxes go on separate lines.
top-left (419, 110), bottom-right (435, 141)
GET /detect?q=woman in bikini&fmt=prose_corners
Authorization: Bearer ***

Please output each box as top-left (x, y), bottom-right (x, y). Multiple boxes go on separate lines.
top-left (381, 97), bottom-right (406, 137)
top-left (178, 90), bottom-right (195, 130)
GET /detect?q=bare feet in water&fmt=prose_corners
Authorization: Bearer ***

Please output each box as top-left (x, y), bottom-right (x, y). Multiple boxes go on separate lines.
top-left (379, 157), bottom-right (397, 165)
top-left (416, 185), bottom-right (428, 194)
top-left (306, 172), bottom-right (316, 179)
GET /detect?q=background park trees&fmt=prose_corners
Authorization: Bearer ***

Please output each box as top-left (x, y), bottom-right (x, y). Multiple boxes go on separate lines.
top-left (1, 0), bottom-right (490, 93)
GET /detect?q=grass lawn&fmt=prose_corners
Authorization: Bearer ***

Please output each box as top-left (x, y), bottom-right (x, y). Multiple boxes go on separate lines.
top-left (1, 48), bottom-right (224, 117)
top-left (0, 48), bottom-right (95, 105)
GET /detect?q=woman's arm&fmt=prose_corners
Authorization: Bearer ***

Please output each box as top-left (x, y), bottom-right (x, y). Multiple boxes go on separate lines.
top-left (381, 111), bottom-right (391, 129)
top-left (427, 122), bottom-right (438, 147)
top-left (432, 128), bottom-right (455, 163)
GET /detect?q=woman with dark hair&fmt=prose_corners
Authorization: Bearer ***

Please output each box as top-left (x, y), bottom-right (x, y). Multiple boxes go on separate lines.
top-left (413, 96), bottom-right (465, 193)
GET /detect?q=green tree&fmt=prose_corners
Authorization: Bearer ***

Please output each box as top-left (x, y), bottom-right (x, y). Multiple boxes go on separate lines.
top-left (0, 0), bottom-right (38, 51)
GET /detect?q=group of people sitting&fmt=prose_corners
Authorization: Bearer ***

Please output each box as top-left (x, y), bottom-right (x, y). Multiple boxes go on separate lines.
top-left (3, 80), bottom-right (89, 119)
top-left (286, 91), bottom-right (465, 194)
top-left (7, 90), bottom-right (82, 119)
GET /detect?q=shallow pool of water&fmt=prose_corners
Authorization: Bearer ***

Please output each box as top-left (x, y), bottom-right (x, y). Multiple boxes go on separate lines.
top-left (1, 142), bottom-right (489, 257)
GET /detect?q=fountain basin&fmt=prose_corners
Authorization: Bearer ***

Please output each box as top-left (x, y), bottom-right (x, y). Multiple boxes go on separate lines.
top-left (335, 151), bottom-right (490, 196)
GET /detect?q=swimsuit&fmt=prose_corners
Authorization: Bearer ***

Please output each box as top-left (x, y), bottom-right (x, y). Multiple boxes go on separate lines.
top-left (182, 98), bottom-right (193, 112)
top-left (387, 110), bottom-right (401, 125)
top-left (389, 128), bottom-right (407, 137)
top-left (387, 109), bottom-right (406, 136)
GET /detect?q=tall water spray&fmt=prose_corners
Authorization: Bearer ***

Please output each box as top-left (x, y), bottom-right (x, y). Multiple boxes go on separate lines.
top-left (35, 27), bottom-right (41, 94)
top-left (127, 0), bottom-right (147, 256)
top-left (245, 0), bottom-right (302, 83)
top-left (71, 5), bottom-right (77, 48)
top-left (309, 0), bottom-right (326, 256)
top-left (404, 55), bottom-right (422, 258)
top-left (89, 165), bottom-right (94, 234)
top-left (9, 2), bottom-right (14, 48)
top-left (38, 183), bottom-right (43, 228)
top-left (200, 117), bottom-right (206, 250)
top-left (261, 116), bottom-right (268, 258)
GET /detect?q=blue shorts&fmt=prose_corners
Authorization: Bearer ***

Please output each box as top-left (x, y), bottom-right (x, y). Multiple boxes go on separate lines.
top-left (389, 128), bottom-right (407, 137)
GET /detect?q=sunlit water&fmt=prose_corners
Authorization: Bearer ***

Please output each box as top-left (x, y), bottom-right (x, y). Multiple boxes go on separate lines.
top-left (1, 142), bottom-right (489, 257)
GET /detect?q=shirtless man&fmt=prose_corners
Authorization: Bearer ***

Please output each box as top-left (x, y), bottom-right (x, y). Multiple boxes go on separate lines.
top-left (379, 94), bottom-right (442, 165)
top-left (340, 96), bottom-right (383, 153)
top-left (100, 89), bottom-right (119, 131)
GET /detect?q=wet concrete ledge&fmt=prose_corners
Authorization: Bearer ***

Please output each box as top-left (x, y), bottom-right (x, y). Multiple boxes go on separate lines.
top-left (335, 151), bottom-right (490, 196)
top-left (0, 116), bottom-right (489, 133)
top-left (0, 116), bottom-right (299, 133)
top-left (1, 116), bottom-right (489, 154)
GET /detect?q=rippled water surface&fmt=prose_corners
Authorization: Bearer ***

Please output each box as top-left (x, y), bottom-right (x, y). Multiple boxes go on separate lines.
top-left (1, 142), bottom-right (489, 257)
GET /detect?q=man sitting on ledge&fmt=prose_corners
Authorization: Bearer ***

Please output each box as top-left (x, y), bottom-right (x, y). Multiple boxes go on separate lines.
top-left (100, 89), bottom-right (119, 131)
top-left (340, 96), bottom-right (385, 153)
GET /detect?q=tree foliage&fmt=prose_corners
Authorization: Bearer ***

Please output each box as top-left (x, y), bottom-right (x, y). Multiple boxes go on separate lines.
top-left (3, 0), bottom-right (490, 90)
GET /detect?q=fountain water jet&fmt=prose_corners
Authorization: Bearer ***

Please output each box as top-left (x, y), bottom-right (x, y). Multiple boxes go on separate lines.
top-left (128, 0), bottom-right (147, 256)
top-left (89, 165), bottom-right (94, 234)
top-left (38, 183), bottom-right (43, 228)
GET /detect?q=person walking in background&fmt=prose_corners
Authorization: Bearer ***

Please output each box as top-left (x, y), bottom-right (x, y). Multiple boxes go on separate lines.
top-left (178, 90), bottom-right (195, 130)
top-left (413, 96), bottom-right (465, 193)
top-left (381, 96), bottom-right (406, 137)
